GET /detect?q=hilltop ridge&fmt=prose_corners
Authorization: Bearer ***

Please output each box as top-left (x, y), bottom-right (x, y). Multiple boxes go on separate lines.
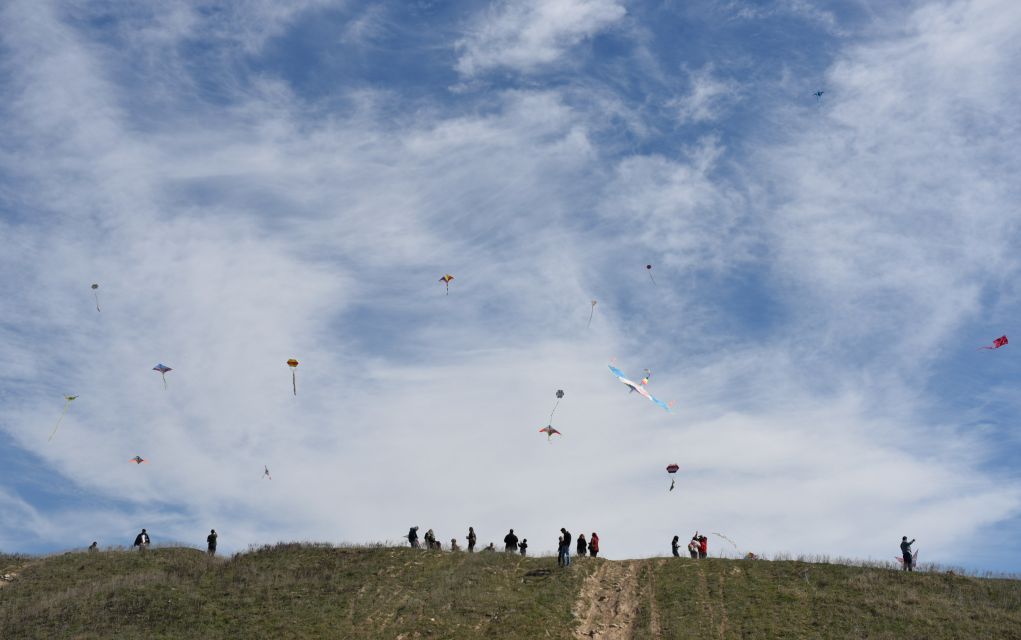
top-left (2, 544), bottom-right (1020, 639)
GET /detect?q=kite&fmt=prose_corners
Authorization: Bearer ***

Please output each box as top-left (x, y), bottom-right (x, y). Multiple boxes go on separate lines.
top-left (152, 363), bottom-right (172, 389)
top-left (129, 455), bottom-right (147, 464)
top-left (587, 300), bottom-right (597, 328)
top-left (666, 463), bottom-right (679, 491)
top-left (91, 284), bottom-right (100, 312)
top-left (539, 425), bottom-right (561, 441)
top-left (539, 390), bottom-right (565, 442)
top-left (439, 274), bottom-right (454, 295)
top-left (287, 359), bottom-right (299, 396)
top-left (646, 264), bottom-right (656, 285)
top-left (814, 91), bottom-right (824, 100)
top-left (896, 550), bottom-right (919, 566)
top-left (712, 532), bottom-right (741, 556)
top-left (47, 395), bottom-right (78, 442)
top-left (263, 465), bottom-right (272, 480)
top-left (608, 363), bottom-right (674, 411)
top-left (978, 335), bottom-right (1008, 350)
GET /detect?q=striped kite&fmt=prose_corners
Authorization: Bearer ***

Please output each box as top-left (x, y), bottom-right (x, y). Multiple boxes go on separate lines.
top-left (608, 363), bottom-right (673, 412)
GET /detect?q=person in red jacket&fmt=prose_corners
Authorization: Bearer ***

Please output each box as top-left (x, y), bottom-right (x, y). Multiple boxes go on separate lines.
top-left (588, 532), bottom-right (600, 557)
top-left (698, 535), bottom-right (708, 559)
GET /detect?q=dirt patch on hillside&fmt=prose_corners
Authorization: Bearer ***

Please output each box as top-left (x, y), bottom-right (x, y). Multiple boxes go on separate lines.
top-left (573, 561), bottom-right (640, 639)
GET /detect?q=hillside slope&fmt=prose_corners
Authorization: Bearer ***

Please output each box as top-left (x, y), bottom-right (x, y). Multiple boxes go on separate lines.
top-left (2, 545), bottom-right (1020, 639)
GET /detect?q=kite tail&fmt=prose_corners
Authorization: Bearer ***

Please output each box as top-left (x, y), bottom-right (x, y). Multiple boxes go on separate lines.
top-left (292, 370), bottom-right (297, 396)
top-left (587, 307), bottom-right (595, 328)
top-left (93, 291), bottom-right (101, 312)
top-left (48, 402), bottom-right (71, 442)
top-left (648, 272), bottom-right (657, 286)
top-left (162, 373), bottom-right (167, 390)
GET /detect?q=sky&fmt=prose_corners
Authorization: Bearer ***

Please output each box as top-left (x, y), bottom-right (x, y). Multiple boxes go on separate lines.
top-left (1, 0), bottom-right (1020, 572)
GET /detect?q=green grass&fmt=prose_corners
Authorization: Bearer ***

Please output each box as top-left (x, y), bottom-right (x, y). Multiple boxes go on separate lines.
top-left (2, 545), bottom-right (1021, 639)
top-left (0, 544), bottom-right (591, 639)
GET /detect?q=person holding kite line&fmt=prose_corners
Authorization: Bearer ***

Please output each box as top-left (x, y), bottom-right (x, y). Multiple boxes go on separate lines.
top-left (900, 536), bottom-right (916, 571)
top-left (467, 526), bottom-right (477, 552)
top-left (504, 529), bottom-right (519, 552)
top-left (133, 529), bottom-right (150, 552)
top-left (672, 536), bottom-right (681, 557)
top-left (207, 529), bottom-right (218, 556)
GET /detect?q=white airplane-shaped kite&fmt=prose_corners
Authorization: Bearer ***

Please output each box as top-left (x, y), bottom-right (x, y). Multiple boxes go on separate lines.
top-left (608, 363), bottom-right (674, 412)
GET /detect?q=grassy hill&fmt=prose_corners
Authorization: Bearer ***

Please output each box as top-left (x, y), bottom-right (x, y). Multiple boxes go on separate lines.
top-left (2, 544), bottom-right (1020, 639)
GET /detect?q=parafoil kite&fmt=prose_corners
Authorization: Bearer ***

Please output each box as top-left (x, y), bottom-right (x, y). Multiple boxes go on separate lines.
top-left (48, 395), bottom-right (78, 441)
top-left (979, 335), bottom-right (1008, 350)
top-left (91, 284), bottom-right (100, 312)
top-left (588, 300), bottom-right (597, 328)
top-left (153, 363), bottom-right (172, 389)
top-left (666, 463), bottom-right (679, 491)
top-left (608, 363), bottom-right (673, 411)
top-left (539, 425), bottom-right (561, 441)
top-left (439, 274), bottom-right (454, 295)
top-left (263, 465), bottom-right (272, 480)
top-left (287, 359), bottom-right (299, 395)
top-left (646, 265), bottom-right (656, 285)
top-left (129, 455), bottom-right (147, 464)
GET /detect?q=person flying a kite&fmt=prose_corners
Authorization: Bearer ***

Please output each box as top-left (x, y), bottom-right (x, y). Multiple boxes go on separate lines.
top-left (979, 335), bottom-right (1008, 350)
top-left (608, 363), bottom-right (673, 411)
top-left (48, 395), bottom-right (78, 441)
top-left (153, 363), bottom-right (172, 389)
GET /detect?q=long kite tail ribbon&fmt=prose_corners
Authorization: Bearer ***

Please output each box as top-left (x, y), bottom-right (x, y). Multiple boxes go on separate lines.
top-left (292, 370), bottom-right (297, 396)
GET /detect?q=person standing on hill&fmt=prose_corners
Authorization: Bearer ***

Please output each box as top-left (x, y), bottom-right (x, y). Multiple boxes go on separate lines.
top-left (588, 532), bottom-right (599, 558)
top-left (577, 533), bottom-right (587, 558)
top-left (561, 528), bottom-right (572, 567)
top-left (424, 529), bottom-right (437, 550)
top-left (467, 527), bottom-right (477, 553)
top-left (408, 526), bottom-right (420, 548)
top-left (557, 535), bottom-right (565, 566)
top-left (699, 535), bottom-right (708, 559)
top-left (672, 536), bottom-right (681, 557)
top-left (451, 538), bottom-right (461, 551)
top-left (207, 529), bottom-right (217, 556)
top-left (504, 529), bottom-right (519, 552)
top-left (900, 536), bottom-right (916, 571)
top-left (133, 528), bottom-right (150, 551)
top-left (519, 539), bottom-right (528, 556)
top-left (688, 533), bottom-right (700, 559)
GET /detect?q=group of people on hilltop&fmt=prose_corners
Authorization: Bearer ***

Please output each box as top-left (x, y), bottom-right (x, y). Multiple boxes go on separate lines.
top-left (125, 528), bottom-right (218, 556)
top-left (405, 525), bottom-right (598, 564)
top-left (671, 532), bottom-right (708, 559)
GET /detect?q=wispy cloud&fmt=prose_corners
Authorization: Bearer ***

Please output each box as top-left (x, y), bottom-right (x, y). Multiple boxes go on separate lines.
top-left (455, 0), bottom-right (627, 76)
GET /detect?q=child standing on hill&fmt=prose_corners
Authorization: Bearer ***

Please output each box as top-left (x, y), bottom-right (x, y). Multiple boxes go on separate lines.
top-left (519, 539), bottom-right (528, 556)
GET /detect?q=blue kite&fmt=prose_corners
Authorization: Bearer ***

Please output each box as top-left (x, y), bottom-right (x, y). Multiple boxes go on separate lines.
top-left (608, 363), bottom-right (674, 411)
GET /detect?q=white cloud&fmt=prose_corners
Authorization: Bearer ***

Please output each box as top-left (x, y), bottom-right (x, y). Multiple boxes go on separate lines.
top-left (455, 0), bottom-right (626, 76)
top-left (670, 66), bottom-right (740, 124)
top-left (1, 0), bottom-right (1020, 571)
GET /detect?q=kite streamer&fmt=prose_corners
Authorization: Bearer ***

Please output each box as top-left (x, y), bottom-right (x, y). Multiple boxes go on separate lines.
top-left (48, 395), bottom-right (77, 442)
top-left (646, 264), bottom-right (656, 285)
top-left (587, 300), bottom-right (597, 328)
top-left (91, 284), bottom-right (100, 312)
top-left (287, 359), bottom-right (299, 396)
top-left (712, 532), bottom-right (741, 556)
top-left (153, 363), bottom-right (172, 389)
top-left (439, 274), bottom-right (454, 295)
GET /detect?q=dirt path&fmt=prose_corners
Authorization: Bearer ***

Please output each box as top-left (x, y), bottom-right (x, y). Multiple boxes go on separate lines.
top-left (573, 560), bottom-right (641, 639)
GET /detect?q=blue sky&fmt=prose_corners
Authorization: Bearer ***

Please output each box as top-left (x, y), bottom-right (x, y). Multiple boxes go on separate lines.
top-left (2, 0), bottom-right (1020, 572)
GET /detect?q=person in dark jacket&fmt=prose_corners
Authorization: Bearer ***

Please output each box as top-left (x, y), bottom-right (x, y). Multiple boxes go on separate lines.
top-left (504, 529), bottom-right (519, 552)
top-left (560, 528), bottom-right (572, 567)
top-left (588, 532), bottom-right (599, 558)
top-left (672, 536), bottom-right (680, 557)
top-left (519, 539), bottom-right (528, 556)
top-left (133, 529), bottom-right (150, 551)
top-left (207, 529), bottom-right (218, 556)
top-left (467, 527), bottom-right (477, 553)
top-left (88, 541), bottom-right (98, 552)
top-left (577, 533), bottom-right (587, 558)
top-left (900, 536), bottom-right (916, 572)
top-left (408, 526), bottom-right (420, 548)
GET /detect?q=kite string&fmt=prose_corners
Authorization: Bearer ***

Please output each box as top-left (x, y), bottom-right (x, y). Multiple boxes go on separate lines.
top-left (48, 400), bottom-right (71, 442)
top-left (711, 532), bottom-right (740, 556)
top-left (548, 398), bottom-right (561, 424)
